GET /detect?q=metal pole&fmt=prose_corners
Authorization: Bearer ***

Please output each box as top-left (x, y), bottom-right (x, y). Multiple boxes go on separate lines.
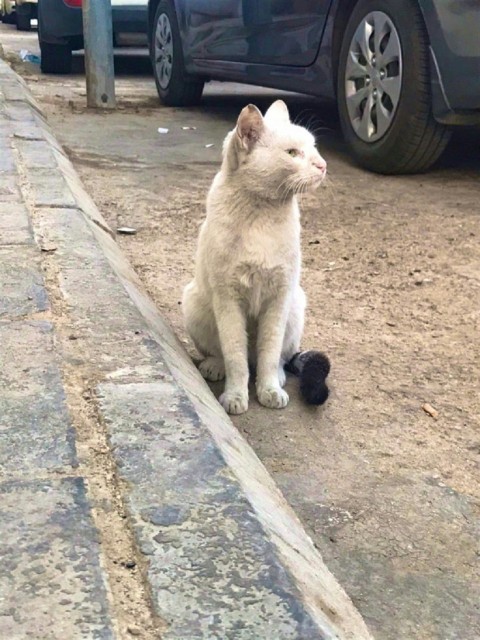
top-left (82, 0), bottom-right (116, 109)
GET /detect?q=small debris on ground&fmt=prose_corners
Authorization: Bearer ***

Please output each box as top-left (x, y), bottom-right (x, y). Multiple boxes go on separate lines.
top-left (205, 143), bottom-right (215, 148)
top-left (422, 403), bottom-right (439, 420)
top-left (19, 50), bottom-right (40, 64)
top-left (117, 227), bottom-right (137, 235)
top-left (40, 242), bottom-right (57, 252)
top-left (157, 127), bottom-right (169, 134)
top-left (182, 126), bottom-right (196, 130)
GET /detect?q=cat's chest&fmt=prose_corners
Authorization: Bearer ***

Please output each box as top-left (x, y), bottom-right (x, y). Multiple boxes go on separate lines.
top-left (230, 226), bottom-right (299, 311)
top-left (234, 262), bottom-right (290, 317)
top-left (233, 219), bottom-right (299, 270)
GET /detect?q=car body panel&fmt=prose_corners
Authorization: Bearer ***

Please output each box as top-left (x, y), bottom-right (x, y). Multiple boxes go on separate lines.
top-left (173, 0), bottom-right (344, 101)
top-left (418, 0), bottom-right (480, 112)
top-left (180, 0), bottom-right (331, 67)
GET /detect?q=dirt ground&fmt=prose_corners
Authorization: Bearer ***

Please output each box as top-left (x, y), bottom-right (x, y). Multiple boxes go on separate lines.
top-left (2, 26), bottom-right (479, 640)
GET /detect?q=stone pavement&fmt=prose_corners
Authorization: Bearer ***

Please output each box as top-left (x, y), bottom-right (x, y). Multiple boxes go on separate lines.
top-left (0, 59), bottom-right (373, 639)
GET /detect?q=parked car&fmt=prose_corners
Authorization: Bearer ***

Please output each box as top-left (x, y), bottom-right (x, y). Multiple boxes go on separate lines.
top-left (1, 0), bottom-right (37, 30)
top-left (147, 0), bottom-right (480, 174)
top-left (37, 0), bottom-right (147, 75)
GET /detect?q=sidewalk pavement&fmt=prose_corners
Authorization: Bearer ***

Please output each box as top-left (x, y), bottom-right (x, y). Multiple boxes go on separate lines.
top-left (0, 59), bottom-right (373, 639)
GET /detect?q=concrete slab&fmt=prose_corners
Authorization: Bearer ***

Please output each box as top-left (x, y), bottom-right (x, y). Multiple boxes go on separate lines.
top-left (0, 140), bottom-right (14, 171)
top-left (0, 202), bottom-right (33, 245)
top-left (0, 246), bottom-right (48, 317)
top-left (2, 101), bottom-right (35, 122)
top-left (0, 321), bottom-right (77, 476)
top-left (99, 380), bottom-right (325, 640)
top-left (0, 171), bottom-right (22, 202)
top-left (22, 167), bottom-right (77, 208)
top-left (35, 206), bottom-right (171, 376)
top-left (16, 138), bottom-right (58, 170)
top-left (0, 80), bottom-right (30, 102)
top-left (0, 477), bottom-right (115, 639)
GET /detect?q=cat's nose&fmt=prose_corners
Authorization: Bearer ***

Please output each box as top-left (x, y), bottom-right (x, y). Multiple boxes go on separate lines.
top-left (313, 158), bottom-right (327, 173)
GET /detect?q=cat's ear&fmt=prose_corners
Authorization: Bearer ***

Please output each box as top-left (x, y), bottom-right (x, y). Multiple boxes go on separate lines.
top-left (236, 104), bottom-right (264, 151)
top-left (264, 100), bottom-right (290, 124)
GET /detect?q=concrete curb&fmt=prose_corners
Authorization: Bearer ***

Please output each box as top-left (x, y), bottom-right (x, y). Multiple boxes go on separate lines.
top-left (0, 60), bottom-right (373, 639)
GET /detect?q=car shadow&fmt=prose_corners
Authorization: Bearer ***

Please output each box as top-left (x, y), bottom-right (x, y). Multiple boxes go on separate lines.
top-left (71, 50), bottom-right (152, 78)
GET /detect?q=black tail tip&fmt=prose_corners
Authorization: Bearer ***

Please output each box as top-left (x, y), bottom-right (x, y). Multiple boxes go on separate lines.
top-left (299, 351), bottom-right (331, 406)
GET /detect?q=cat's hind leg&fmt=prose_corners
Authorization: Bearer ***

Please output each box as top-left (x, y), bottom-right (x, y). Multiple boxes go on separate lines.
top-left (282, 286), bottom-right (306, 362)
top-left (277, 286), bottom-right (305, 388)
top-left (183, 280), bottom-right (225, 381)
top-left (198, 357), bottom-right (225, 382)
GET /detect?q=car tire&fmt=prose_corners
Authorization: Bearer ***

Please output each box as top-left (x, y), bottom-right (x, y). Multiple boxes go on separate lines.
top-left (40, 42), bottom-right (73, 75)
top-left (151, 0), bottom-right (204, 106)
top-left (337, 0), bottom-right (451, 174)
top-left (16, 5), bottom-right (32, 31)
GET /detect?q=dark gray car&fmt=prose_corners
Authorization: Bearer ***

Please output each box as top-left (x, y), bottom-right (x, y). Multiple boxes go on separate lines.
top-left (147, 0), bottom-right (480, 174)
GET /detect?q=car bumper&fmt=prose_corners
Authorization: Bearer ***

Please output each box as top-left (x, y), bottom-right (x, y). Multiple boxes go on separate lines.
top-left (38, 1), bottom-right (82, 45)
top-left (39, 2), bottom-right (147, 47)
top-left (419, 0), bottom-right (480, 124)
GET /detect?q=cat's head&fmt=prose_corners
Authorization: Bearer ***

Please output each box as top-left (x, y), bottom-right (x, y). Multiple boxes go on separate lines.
top-left (223, 100), bottom-right (327, 198)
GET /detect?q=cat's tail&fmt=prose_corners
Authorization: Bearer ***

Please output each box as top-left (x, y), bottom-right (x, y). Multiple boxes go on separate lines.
top-left (285, 351), bottom-right (331, 405)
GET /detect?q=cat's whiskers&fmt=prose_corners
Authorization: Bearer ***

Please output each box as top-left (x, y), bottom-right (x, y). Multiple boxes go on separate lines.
top-left (274, 176), bottom-right (298, 204)
top-left (286, 175), bottom-right (305, 196)
top-left (293, 109), bottom-right (317, 129)
top-left (310, 124), bottom-right (335, 136)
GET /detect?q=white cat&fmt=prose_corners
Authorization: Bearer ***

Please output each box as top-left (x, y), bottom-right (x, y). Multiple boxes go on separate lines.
top-left (183, 100), bottom-right (330, 415)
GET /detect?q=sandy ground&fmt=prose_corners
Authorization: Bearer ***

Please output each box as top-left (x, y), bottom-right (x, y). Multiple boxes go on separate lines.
top-left (2, 25), bottom-right (479, 640)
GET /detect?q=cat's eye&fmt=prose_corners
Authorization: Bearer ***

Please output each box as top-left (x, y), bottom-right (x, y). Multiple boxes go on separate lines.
top-left (287, 149), bottom-right (299, 157)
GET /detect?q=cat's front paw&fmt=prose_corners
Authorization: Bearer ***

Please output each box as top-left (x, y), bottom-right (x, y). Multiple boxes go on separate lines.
top-left (219, 389), bottom-right (249, 415)
top-left (199, 356), bottom-right (225, 382)
top-left (257, 386), bottom-right (289, 409)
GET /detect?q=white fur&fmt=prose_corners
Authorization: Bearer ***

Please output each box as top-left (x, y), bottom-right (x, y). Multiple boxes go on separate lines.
top-left (183, 100), bottom-right (327, 414)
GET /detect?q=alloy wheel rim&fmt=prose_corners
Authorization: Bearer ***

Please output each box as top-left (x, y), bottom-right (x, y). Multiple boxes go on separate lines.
top-left (345, 11), bottom-right (403, 142)
top-left (154, 13), bottom-right (173, 90)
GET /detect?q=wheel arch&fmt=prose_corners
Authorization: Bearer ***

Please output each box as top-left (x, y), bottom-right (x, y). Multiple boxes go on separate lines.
top-left (147, 0), bottom-right (159, 37)
top-left (148, 0), bottom-right (185, 41)
top-left (330, 0), bottom-right (359, 95)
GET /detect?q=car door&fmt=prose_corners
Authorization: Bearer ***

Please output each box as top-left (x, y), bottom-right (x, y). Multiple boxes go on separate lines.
top-left (184, 0), bottom-right (245, 61)
top-left (241, 0), bottom-right (332, 66)
top-left (184, 1), bottom-right (331, 66)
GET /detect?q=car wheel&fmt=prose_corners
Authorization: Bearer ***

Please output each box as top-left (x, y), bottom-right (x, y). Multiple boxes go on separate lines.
top-left (337, 0), bottom-right (451, 174)
top-left (16, 5), bottom-right (32, 31)
top-left (40, 42), bottom-right (73, 74)
top-left (151, 0), bottom-right (204, 106)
